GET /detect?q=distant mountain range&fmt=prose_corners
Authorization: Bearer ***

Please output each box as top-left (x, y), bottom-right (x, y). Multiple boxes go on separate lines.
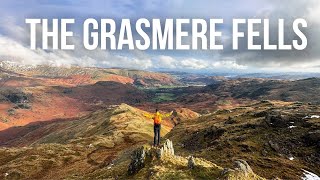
top-left (0, 60), bottom-right (180, 87)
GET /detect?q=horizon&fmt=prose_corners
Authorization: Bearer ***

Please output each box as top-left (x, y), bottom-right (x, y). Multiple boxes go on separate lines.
top-left (2, 59), bottom-right (320, 79)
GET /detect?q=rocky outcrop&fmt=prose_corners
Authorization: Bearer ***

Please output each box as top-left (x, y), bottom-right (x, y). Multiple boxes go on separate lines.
top-left (158, 139), bottom-right (174, 158)
top-left (127, 147), bottom-right (146, 175)
top-left (127, 140), bottom-right (175, 175)
top-left (265, 111), bottom-right (307, 128)
top-left (233, 160), bottom-right (253, 176)
top-left (221, 159), bottom-right (264, 180)
top-left (127, 140), bottom-right (264, 179)
top-left (265, 113), bottom-right (289, 128)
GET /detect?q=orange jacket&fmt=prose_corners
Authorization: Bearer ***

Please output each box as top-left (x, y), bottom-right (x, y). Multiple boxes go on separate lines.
top-left (144, 111), bottom-right (173, 125)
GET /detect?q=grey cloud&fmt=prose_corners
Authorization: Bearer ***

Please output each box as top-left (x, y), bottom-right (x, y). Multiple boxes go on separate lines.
top-left (219, 0), bottom-right (320, 69)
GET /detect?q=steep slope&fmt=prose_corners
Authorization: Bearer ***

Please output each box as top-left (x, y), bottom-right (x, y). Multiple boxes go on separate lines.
top-left (65, 81), bottom-right (149, 105)
top-left (165, 101), bottom-right (320, 179)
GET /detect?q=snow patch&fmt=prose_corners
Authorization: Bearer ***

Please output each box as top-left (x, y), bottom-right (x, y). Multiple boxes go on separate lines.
top-left (302, 169), bottom-right (320, 180)
top-left (304, 115), bottom-right (320, 119)
top-left (310, 115), bottom-right (320, 119)
top-left (289, 126), bottom-right (297, 129)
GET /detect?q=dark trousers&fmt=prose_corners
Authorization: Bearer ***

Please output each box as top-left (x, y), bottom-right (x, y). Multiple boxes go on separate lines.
top-left (154, 124), bottom-right (161, 146)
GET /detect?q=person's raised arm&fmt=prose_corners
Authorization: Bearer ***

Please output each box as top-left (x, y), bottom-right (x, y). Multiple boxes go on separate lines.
top-left (162, 111), bottom-right (173, 118)
top-left (143, 113), bottom-right (154, 119)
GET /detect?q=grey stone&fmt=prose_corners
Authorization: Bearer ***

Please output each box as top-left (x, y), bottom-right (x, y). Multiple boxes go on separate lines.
top-left (268, 140), bottom-right (280, 152)
top-left (188, 156), bottom-right (196, 169)
top-left (234, 159), bottom-right (253, 176)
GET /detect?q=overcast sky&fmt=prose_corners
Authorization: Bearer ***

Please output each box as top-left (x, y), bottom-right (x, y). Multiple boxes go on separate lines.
top-left (0, 0), bottom-right (319, 73)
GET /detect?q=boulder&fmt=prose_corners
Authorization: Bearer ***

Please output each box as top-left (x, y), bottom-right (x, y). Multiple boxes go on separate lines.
top-left (221, 159), bottom-right (260, 179)
top-left (265, 113), bottom-right (289, 128)
top-left (233, 159), bottom-right (253, 176)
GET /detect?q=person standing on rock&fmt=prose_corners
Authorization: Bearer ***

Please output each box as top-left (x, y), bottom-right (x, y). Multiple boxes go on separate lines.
top-left (144, 109), bottom-right (173, 146)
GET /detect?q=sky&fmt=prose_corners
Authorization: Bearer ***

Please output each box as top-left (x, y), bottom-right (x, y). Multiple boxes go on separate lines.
top-left (0, 0), bottom-right (319, 73)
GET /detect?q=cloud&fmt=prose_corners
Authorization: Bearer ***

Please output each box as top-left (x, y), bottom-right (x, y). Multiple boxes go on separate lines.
top-left (180, 58), bottom-right (209, 69)
top-left (101, 54), bottom-right (153, 69)
top-left (152, 55), bottom-right (247, 71)
top-left (0, 35), bottom-right (98, 67)
top-left (212, 59), bottom-right (247, 70)
top-left (155, 56), bottom-right (177, 69)
top-left (0, 15), bottom-right (155, 69)
top-left (0, 16), bottom-right (28, 43)
top-left (307, 2), bottom-right (320, 24)
top-left (219, 0), bottom-right (320, 69)
top-left (260, 60), bottom-right (320, 73)
top-left (0, 34), bottom-right (158, 69)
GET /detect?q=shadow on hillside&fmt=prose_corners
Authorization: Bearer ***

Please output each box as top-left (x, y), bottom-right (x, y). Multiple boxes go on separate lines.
top-left (0, 117), bottom-right (77, 147)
